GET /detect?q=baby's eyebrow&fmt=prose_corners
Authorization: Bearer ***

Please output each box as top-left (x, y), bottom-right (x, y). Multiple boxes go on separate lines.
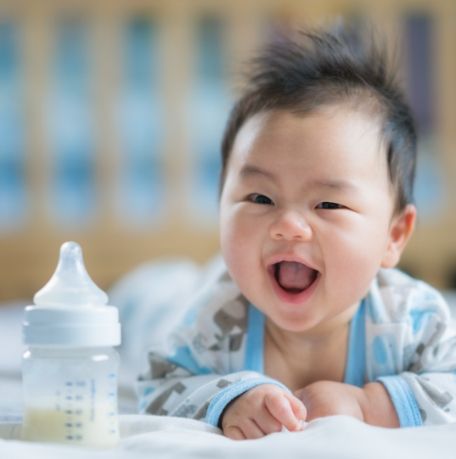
top-left (310, 179), bottom-right (359, 192)
top-left (239, 163), bottom-right (358, 192)
top-left (239, 164), bottom-right (276, 181)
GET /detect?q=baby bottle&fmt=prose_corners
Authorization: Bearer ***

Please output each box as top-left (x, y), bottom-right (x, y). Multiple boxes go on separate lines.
top-left (22, 242), bottom-right (121, 447)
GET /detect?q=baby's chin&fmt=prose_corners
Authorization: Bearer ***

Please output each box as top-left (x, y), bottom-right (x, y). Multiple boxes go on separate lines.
top-left (264, 296), bottom-right (359, 337)
top-left (264, 311), bottom-right (324, 335)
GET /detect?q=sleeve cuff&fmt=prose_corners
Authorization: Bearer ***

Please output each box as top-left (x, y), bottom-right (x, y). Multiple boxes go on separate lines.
top-left (377, 375), bottom-right (423, 427)
top-left (205, 377), bottom-right (289, 427)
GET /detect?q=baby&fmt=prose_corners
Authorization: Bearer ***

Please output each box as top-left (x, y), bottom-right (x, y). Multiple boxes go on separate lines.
top-left (137, 25), bottom-right (456, 439)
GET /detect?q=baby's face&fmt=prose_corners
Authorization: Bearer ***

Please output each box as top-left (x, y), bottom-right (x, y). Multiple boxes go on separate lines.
top-left (219, 106), bottom-right (408, 334)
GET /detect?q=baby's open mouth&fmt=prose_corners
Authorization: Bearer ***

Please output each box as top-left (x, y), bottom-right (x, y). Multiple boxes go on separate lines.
top-left (273, 261), bottom-right (319, 293)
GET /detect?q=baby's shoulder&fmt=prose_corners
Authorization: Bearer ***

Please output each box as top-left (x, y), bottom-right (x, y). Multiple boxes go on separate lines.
top-left (168, 262), bottom-right (250, 371)
top-left (367, 268), bottom-right (451, 326)
top-left (174, 260), bottom-right (249, 346)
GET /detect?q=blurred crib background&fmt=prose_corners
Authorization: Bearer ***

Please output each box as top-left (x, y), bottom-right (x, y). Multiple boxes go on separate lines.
top-left (0, 0), bottom-right (455, 302)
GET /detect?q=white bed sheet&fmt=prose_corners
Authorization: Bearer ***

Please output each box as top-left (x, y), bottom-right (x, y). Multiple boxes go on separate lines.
top-left (1, 415), bottom-right (456, 459)
top-left (1, 259), bottom-right (456, 458)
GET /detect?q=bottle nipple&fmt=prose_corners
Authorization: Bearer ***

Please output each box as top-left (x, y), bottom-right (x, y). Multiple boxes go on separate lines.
top-left (34, 241), bottom-right (108, 308)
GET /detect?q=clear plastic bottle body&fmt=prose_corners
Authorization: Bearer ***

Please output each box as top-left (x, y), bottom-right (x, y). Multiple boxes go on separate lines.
top-left (22, 346), bottom-right (120, 447)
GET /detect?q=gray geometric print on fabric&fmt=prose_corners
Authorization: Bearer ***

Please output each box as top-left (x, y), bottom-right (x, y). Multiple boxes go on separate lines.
top-left (194, 401), bottom-right (210, 420)
top-left (149, 354), bottom-right (178, 379)
top-left (229, 333), bottom-right (244, 351)
top-left (408, 322), bottom-right (447, 373)
top-left (146, 381), bottom-right (186, 415)
top-left (210, 297), bottom-right (248, 352)
top-left (416, 378), bottom-right (454, 409)
top-left (174, 403), bottom-right (198, 418)
top-left (409, 343), bottom-right (426, 372)
top-left (217, 379), bottom-right (234, 389)
top-left (192, 379), bottom-right (235, 422)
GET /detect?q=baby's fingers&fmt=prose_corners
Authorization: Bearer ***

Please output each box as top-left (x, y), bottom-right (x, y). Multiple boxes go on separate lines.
top-left (224, 425), bottom-right (246, 440)
top-left (285, 392), bottom-right (307, 422)
top-left (224, 419), bottom-right (265, 440)
top-left (264, 392), bottom-right (304, 431)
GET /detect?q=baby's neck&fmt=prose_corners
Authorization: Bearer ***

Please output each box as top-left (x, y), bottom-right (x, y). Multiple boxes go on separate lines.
top-left (264, 303), bottom-right (359, 390)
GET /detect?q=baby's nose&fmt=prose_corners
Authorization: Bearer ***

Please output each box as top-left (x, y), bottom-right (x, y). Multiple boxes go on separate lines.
top-left (269, 211), bottom-right (312, 241)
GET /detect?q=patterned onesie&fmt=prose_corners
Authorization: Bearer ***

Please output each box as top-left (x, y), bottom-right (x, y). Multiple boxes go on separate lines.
top-left (137, 261), bottom-right (456, 427)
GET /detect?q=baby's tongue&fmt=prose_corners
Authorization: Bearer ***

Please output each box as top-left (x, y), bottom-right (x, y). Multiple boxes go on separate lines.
top-left (277, 261), bottom-right (316, 291)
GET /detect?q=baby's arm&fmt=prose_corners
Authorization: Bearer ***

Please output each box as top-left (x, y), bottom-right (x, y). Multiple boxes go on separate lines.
top-left (294, 300), bottom-right (456, 427)
top-left (221, 384), bottom-right (306, 440)
top-left (138, 350), bottom-right (288, 425)
top-left (367, 270), bottom-right (456, 426)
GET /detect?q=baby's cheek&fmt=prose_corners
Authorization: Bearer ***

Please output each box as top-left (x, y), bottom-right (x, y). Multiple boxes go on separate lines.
top-left (222, 221), bottom-right (251, 261)
top-left (224, 242), bottom-right (259, 301)
top-left (221, 235), bottom-right (246, 279)
top-left (333, 260), bottom-right (378, 308)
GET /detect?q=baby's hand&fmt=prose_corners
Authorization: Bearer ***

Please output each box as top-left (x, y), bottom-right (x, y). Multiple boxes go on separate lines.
top-left (294, 381), bottom-right (399, 428)
top-left (294, 380), bottom-right (364, 422)
top-left (221, 384), bottom-right (307, 440)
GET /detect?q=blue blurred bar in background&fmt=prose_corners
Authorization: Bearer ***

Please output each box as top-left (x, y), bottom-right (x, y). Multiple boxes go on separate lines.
top-left (0, 20), bottom-right (27, 231)
top-left (405, 13), bottom-right (434, 134)
top-left (117, 16), bottom-right (164, 226)
top-left (188, 16), bottom-right (231, 223)
top-left (404, 12), bottom-right (445, 219)
top-left (48, 16), bottom-right (95, 227)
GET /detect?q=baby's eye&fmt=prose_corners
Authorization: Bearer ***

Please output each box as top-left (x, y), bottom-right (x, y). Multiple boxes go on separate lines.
top-left (247, 193), bottom-right (274, 205)
top-left (316, 201), bottom-right (344, 210)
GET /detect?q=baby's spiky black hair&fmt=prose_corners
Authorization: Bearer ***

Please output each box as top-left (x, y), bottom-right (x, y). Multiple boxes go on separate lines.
top-left (220, 25), bottom-right (416, 212)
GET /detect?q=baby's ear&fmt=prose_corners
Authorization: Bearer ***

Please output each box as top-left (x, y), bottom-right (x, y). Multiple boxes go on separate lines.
top-left (381, 204), bottom-right (417, 269)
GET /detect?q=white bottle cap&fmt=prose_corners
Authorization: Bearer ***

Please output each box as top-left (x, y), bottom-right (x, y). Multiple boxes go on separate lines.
top-left (23, 242), bottom-right (121, 347)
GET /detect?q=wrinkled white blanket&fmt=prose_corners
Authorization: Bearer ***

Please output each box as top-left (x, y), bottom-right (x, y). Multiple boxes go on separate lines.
top-left (1, 414), bottom-right (456, 459)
